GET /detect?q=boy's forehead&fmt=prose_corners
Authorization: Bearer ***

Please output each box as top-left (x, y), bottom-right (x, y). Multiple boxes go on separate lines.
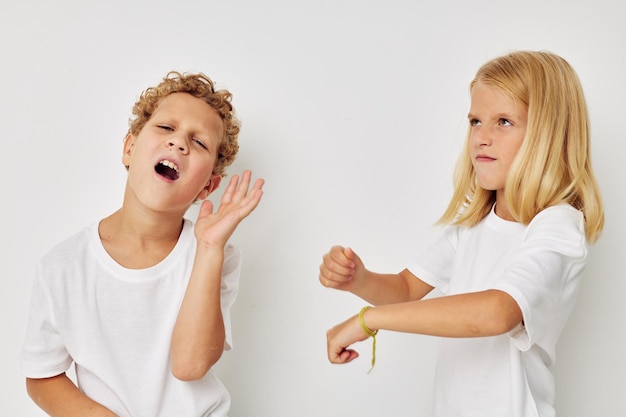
top-left (154, 92), bottom-right (192, 113)
top-left (155, 93), bottom-right (221, 120)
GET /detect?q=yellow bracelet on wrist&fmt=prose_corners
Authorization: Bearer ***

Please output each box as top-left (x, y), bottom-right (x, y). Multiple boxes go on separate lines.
top-left (359, 306), bottom-right (378, 374)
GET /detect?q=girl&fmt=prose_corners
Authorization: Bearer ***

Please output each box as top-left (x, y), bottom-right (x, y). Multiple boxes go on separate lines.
top-left (319, 51), bottom-right (604, 417)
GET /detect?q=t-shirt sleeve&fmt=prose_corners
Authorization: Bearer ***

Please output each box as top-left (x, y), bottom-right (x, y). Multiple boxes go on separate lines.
top-left (406, 225), bottom-right (460, 294)
top-left (221, 243), bottom-right (241, 351)
top-left (492, 205), bottom-right (587, 358)
top-left (20, 264), bottom-right (73, 379)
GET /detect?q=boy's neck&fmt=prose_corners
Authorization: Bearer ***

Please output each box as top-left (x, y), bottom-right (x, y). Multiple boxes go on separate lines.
top-left (98, 209), bottom-right (185, 269)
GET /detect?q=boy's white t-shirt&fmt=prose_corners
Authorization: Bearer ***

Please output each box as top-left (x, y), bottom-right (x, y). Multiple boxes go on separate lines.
top-left (407, 204), bottom-right (587, 417)
top-left (21, 219), bottom-right (240, 417)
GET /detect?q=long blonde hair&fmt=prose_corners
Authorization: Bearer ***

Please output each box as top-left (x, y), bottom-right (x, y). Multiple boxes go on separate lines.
top-left (439, 51), bottom-right (604, 242)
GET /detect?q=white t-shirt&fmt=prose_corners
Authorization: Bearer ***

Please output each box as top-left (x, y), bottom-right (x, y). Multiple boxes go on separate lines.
top-left (21, 219), bottom-right (240, 417)
top-left (407, 204), bottom-right (587, 417)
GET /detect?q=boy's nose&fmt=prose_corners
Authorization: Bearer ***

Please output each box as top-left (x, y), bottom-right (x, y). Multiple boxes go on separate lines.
top-left (167, 140), bottom-right (188, 154)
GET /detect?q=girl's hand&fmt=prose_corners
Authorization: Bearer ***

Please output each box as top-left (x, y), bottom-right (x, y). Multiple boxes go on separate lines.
top-left (326, 314), bottom-right (369, 364)
top-left (194, 170), bottom-right (264, 249)
top-left (319, 246), bottom-right (366, 291)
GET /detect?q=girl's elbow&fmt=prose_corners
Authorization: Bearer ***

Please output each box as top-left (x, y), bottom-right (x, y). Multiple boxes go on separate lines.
top-left (488, 315), bottom-right (521, 336)
top-left (485, 290), bottom-right (523, 335)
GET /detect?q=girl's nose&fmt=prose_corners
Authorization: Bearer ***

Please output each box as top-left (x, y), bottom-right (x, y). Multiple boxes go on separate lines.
top-left (471, 127), bottom-right (492, 147)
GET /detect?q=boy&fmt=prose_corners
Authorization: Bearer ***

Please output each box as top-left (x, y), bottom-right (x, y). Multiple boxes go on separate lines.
top-left (20, 71), bottom-right (264, 416)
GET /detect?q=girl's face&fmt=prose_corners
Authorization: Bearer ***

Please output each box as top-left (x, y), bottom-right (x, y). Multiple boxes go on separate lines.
top-left (122, 92), bottom-right (223, 215)
top-left (468, 82), bottom-right (527, 219)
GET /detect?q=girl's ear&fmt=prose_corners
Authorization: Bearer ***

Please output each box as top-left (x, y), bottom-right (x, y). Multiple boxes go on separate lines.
top-left (122, 134), bottom-right (136, 168)
top-left (197, 175), bottom-right (222, 201)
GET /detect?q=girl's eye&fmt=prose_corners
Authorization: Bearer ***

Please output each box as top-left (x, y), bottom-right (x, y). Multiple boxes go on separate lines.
top-left (469, 118), bottom-right (481, 127)
top-left (193, 138), bottom-right (208, 150)
top-left (158, 125), bottom-right (174, 131)
top-left (499, 118), bottom-right (512, 126)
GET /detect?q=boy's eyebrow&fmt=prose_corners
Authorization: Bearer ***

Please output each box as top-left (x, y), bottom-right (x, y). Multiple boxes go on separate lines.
top-left (154, 116), bottom-right (221, 142)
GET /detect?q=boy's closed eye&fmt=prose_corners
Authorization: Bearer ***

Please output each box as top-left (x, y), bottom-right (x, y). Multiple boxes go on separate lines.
top-left (155, 123), bottom-right (210, 152)
top-left (192, 138), bottom-right (208, 150)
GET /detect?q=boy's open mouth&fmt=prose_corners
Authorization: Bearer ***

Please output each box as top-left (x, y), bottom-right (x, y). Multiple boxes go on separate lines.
top-left (155, 160), bottom-right (179, 181)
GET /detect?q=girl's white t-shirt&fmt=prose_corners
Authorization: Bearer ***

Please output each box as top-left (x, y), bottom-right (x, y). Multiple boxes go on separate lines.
top-left (407, 204), bottom-right (587, 417)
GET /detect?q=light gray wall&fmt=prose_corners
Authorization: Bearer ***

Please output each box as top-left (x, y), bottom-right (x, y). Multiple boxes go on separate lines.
top-left (3, 1), bottom-right (624, 416)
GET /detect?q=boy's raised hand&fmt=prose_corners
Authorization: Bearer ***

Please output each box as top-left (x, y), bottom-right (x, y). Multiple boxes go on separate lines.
top-left (319, 246), bottom-right (366, 292)
top-left (194, 170), bottom-right (264, 249)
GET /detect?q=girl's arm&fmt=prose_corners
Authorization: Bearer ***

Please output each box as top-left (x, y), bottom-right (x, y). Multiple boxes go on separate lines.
top-left (364, 289), bottom-right (522, 337)
top-left (26, 374), bottom-right (118, 417)
top-left (170, 171), bottom-right (264, 381)
top-left (319, 246), bottom-right (435, 305)
top-left (327, 289), bottom-right (522, 364)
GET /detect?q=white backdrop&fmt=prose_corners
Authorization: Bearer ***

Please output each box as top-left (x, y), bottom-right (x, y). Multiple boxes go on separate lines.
top-left (3, 1), bottom-right (625, 416)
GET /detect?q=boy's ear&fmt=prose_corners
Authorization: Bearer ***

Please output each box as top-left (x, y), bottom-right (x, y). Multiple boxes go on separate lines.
top-left (197, 175), bottom-right (222, 201)
top-left (122, 134), bottom-right (136, 167)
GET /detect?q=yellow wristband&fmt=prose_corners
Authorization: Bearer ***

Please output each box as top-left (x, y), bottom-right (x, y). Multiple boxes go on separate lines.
top-left (359, 306), bottom-right (378, 374)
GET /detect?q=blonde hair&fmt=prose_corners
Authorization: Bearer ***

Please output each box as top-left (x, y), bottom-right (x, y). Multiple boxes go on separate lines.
top-left (439, 51), bottom-right (604, 242)
top-left (127, 71), bottom-right (240, 177)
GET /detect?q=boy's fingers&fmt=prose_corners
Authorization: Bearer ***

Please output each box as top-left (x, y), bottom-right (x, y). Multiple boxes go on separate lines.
top-left (226, 172), bottom-right (263, 206)
top-left (219, 175), bottom-right (240, 204)
top-left (198, 200), bottom-right (214, 218)
top-left (233, 170), bottom-right (253, 199)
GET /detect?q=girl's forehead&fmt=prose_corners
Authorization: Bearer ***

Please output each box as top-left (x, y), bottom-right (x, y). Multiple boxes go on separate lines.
top-left (470, 83), bottom-right (525, 111)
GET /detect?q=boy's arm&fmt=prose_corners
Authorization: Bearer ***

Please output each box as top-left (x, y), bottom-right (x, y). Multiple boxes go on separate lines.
top-left (170, 170), bottom-right (263, 381)
top-left (26, 374), bottom-right (118, 417)
top-left (170, 247), bottom-right (227, 381)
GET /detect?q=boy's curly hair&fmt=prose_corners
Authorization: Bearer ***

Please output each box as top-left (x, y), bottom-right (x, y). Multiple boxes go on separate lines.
top-left (127, 71), bottom-right (240, 177)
